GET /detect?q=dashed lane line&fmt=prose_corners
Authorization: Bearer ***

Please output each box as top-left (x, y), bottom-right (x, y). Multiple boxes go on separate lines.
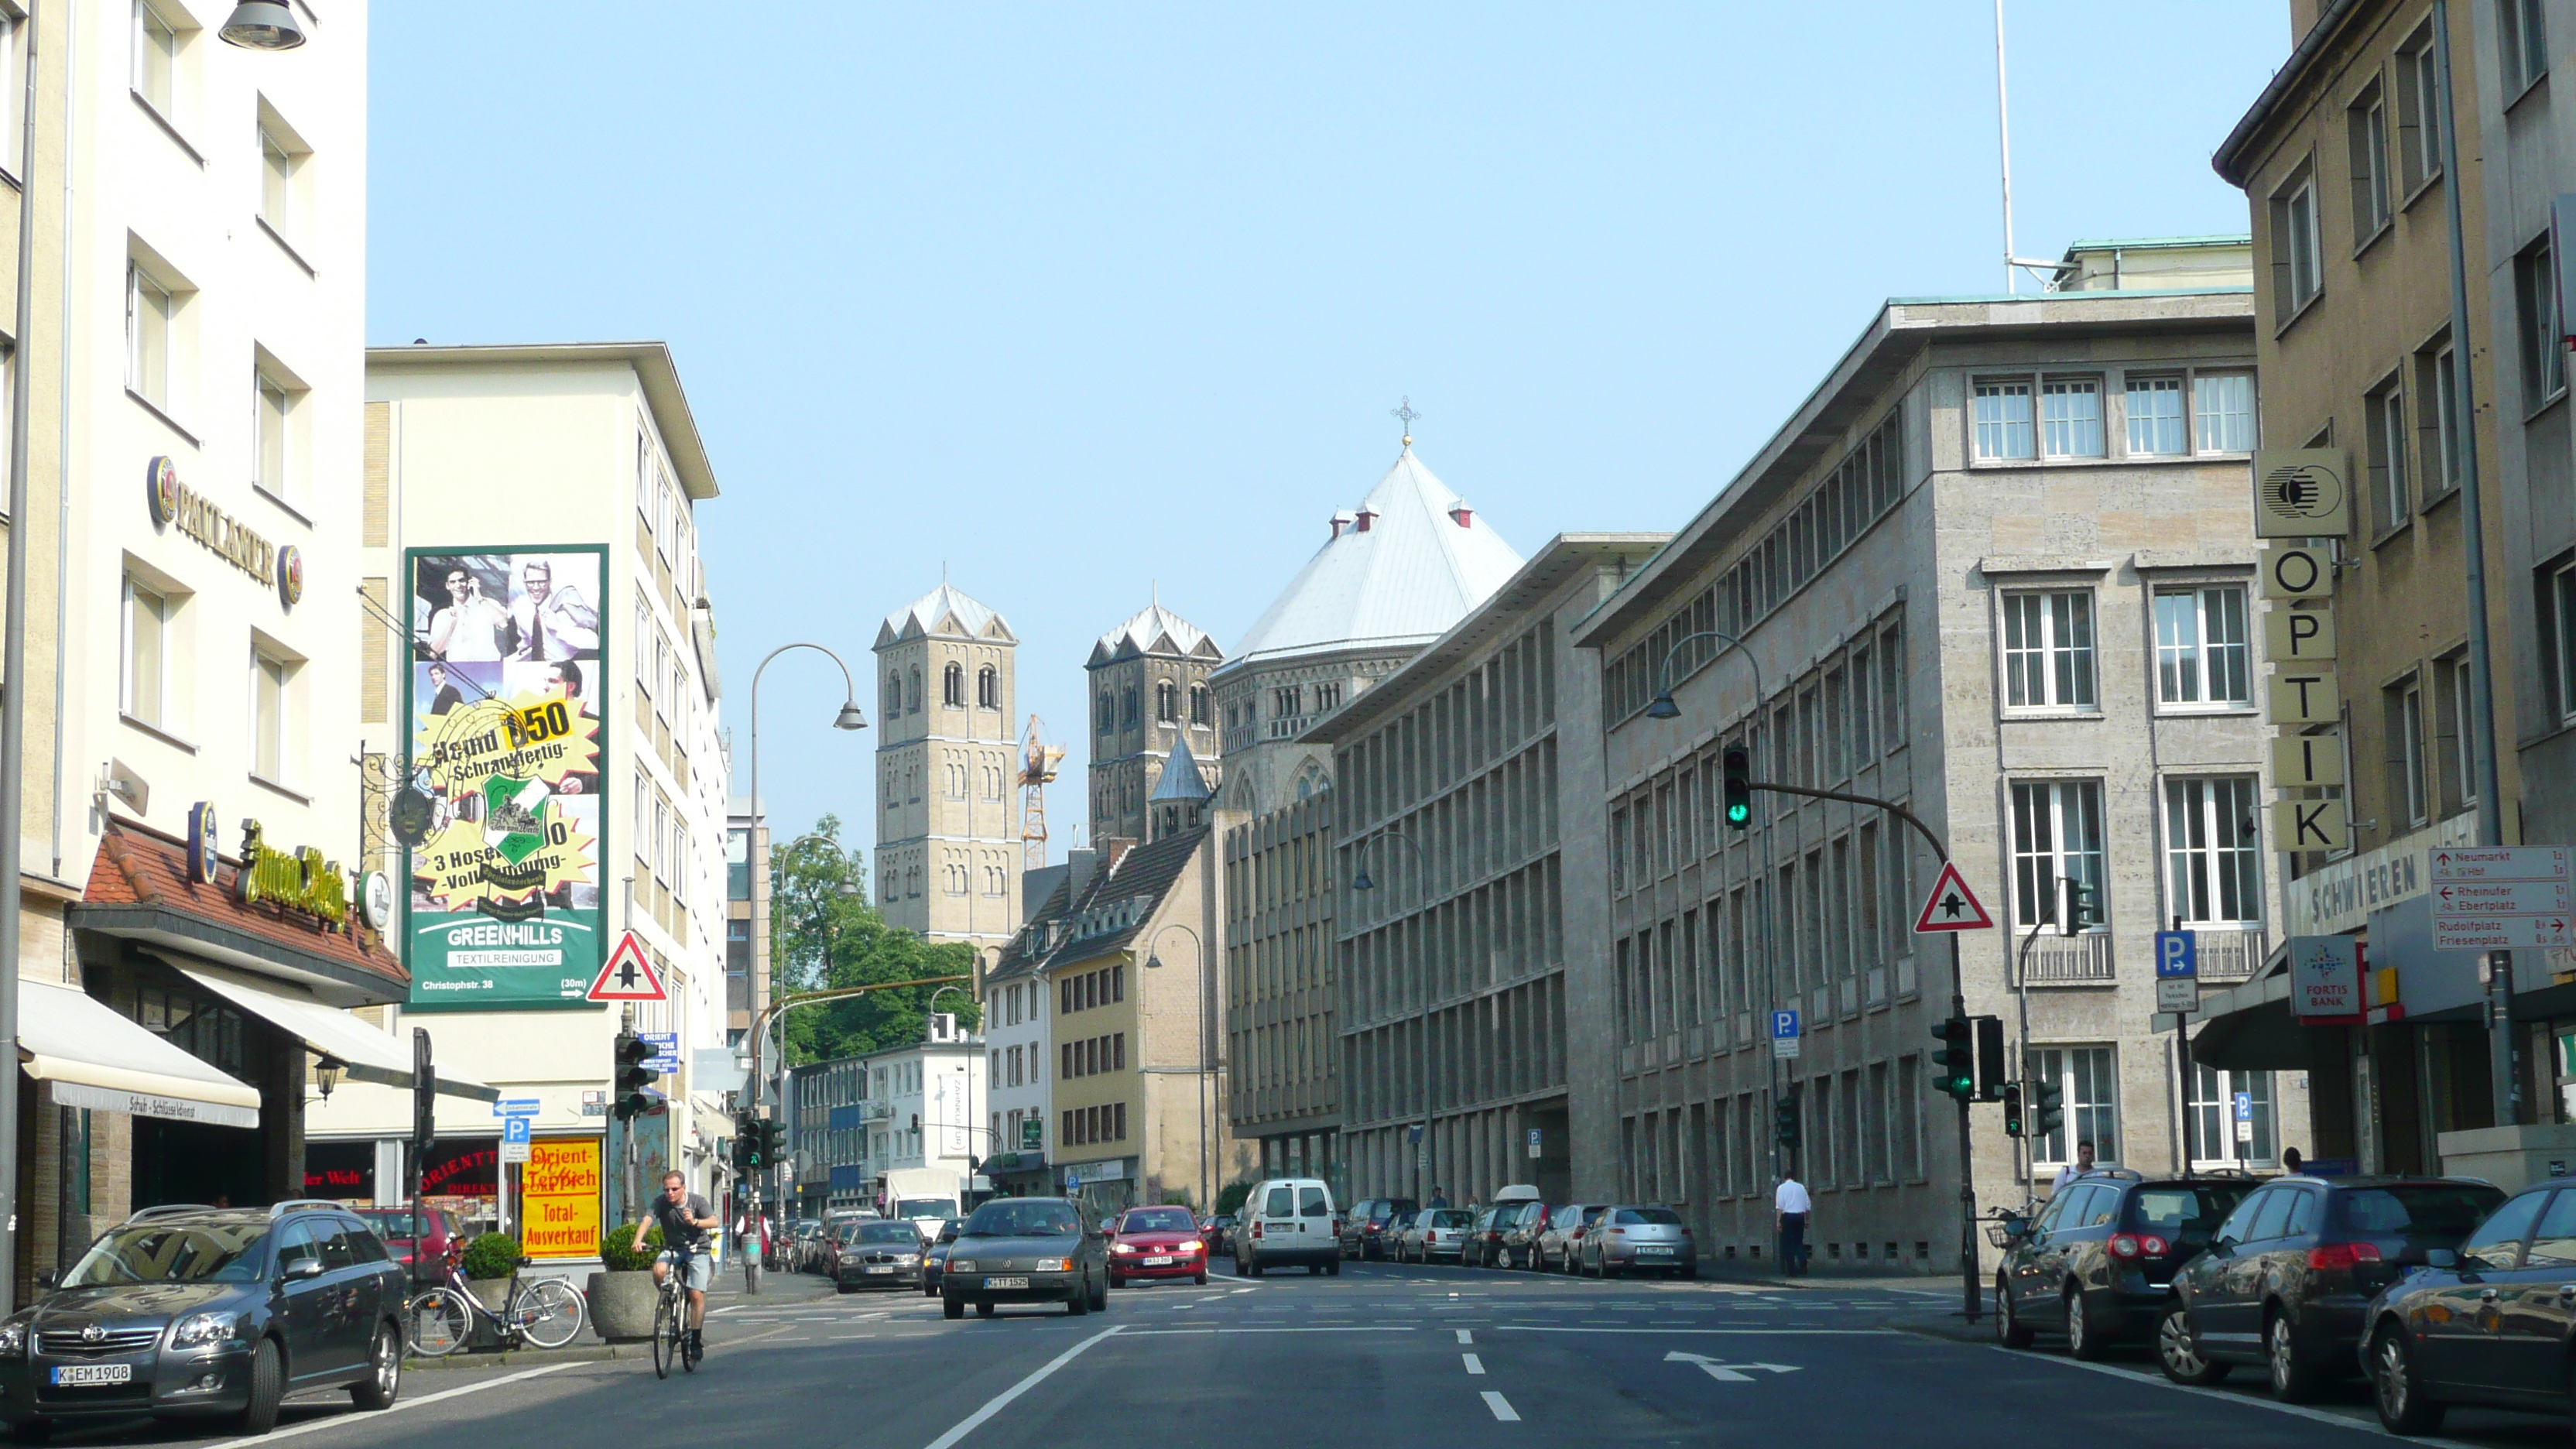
top-left (1462, 1354), bottom-right (1485, 1375)
top-left (1456, 1329), bottom-right (1475, 1345)
top-left (1481, 1391), bottom-right (1520, 1422)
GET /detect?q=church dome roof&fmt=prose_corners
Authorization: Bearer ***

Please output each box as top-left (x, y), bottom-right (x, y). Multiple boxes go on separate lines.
top-left (1089, 602), bottom-right (1221, 667)
top-left (875, 583), bottom-right (1016, 648)
top-left (1225, 447), bottom-right (1523, 669)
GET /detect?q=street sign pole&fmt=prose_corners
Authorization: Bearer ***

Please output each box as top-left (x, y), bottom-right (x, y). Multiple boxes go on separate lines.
top-left (1950, 929), bottom-right (1976, 1326)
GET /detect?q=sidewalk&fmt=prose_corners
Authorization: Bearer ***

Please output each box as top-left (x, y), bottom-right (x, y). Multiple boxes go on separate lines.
top-left (405, 1261), bottom-right (827, 1369)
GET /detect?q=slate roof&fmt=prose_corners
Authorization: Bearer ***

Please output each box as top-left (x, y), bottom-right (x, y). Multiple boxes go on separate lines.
top-left (983, 825), bottom-right (1208, 984)
top-left (1148, 738), bottom-right (1211, 803)
top-left (1089, 602), bottom-right (1221, 667)
top-left (876, 583), bottom-right (1016, 648)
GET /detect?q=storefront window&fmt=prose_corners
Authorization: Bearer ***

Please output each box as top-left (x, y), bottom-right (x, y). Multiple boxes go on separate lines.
top-left (418, 1139), bottom-right (501, 1236)
top-left (108, 976), bottom-right (248, 1079)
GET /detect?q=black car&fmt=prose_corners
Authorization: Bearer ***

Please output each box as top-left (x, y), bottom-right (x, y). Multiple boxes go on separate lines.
top-left (2359, 1176), bottom-right (2576, 1434)
top-left (1208, 1214), bottom-right (1238, 1259)
top-left (0, 1201), bottom-right (407, 1438)
top-left (940, 1197), bottom-right (1109, 1319)
top-left (834, 1219), bottom-right (927, 1293)
top-left (1995, 1171), bottom-right (2259, 1359)
top-left (1340, 1199), bottom-right (1416, 1261)
top-left (2160, 1174), bottom-right (2502, 1401)
top-left (921, 1219), bottom-right (963, 1296)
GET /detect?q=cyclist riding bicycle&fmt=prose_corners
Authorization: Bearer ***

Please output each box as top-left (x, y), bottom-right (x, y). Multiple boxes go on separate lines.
top-left (632, 1170), bottom-right (720, 1357)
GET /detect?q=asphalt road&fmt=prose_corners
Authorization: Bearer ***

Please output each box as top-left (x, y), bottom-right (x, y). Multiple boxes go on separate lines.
top-left (21, 1259), bottom-right (2575, 1448)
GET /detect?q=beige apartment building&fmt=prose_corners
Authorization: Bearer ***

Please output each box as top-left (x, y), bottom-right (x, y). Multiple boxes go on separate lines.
top-left (873, 584), bottom-right (1020, 959)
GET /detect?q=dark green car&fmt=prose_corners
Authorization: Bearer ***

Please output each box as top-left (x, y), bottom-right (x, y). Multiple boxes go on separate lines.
top-left (940, 1197), bottom-right (1109, 1319)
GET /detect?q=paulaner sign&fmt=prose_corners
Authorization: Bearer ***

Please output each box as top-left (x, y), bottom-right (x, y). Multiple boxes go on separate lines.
top-left (147, 457), bottom-right (276, 589)
top-left (236, 820), bottom-right (348, 929)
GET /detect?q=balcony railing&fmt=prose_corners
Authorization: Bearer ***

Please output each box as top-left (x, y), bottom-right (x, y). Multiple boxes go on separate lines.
top-left (2021, 932), bottom-right (2115, 985)
top-left (2191, 927), bottom-right (2269, 984)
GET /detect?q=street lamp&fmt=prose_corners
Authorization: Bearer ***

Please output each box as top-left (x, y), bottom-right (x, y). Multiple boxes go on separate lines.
top-left (219, 2), bottom-right (307, 48)
top-left (1350, 830), bottom-right (1430, 1205)
top-left (1143, 924), bottom-right (1211, 1211)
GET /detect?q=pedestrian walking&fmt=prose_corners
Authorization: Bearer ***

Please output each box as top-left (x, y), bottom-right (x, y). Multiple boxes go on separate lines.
top-left (2050, 1139), bottom-right (2098, 1194)
top-left (1774, 1172), bottom-right (1811, 1276)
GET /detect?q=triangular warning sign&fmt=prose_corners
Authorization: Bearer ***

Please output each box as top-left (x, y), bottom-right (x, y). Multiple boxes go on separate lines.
top-left (587, 932), bottom-right (669, 1002)
top-left (1913, 862), bottom-right (1995, 933)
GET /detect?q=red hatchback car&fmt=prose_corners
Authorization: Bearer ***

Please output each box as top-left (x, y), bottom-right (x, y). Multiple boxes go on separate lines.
top-left (1109, 1204), bottom-right (1210, 1287)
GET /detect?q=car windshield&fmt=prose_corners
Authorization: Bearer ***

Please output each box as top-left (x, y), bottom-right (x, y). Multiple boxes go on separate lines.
top-left (64, 1221), bottom-right (268, 1286)
top-left (894, 1199), bottom-right (954, 1221)
top-left (1428, 1211), bottom-right (1475, 1228)
top-left (2125, 1185), bottom-right (2255, 1235)
top-left (1613, 1208), bottom-right (1684, 1226)
top-left (963, 1201), bottom-right (1081, 1238)
top-left (2341, 1184), bottom-right (2508, 1236)
top-left (1122, 1208), bottom-right (1195, 1233)
top-left (1372, 1201), bottom-right (1416, 1221)
top-left (855, 1222), bottom-right (917, 1245)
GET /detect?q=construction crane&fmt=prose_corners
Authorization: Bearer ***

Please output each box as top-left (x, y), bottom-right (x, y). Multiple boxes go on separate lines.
top-left (1017, 716), bottom-right (1065, 872)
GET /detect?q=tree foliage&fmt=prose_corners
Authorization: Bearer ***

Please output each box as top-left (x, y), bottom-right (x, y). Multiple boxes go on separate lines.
top-left (772, 816), bottom-right (983, 1066)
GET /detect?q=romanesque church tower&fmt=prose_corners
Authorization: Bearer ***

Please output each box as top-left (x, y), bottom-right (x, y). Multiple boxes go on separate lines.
top-left (873, 584), bottom-right (1020, 957)
top-left (1086, 601), bottom-right (1224, 848)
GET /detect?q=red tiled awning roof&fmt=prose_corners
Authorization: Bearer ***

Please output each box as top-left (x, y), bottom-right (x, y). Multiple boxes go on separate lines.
top-left (75, 822), bottom-right (405, 1004)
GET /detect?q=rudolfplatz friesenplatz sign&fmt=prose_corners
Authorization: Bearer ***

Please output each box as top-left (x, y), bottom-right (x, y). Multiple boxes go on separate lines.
top-left (401, 546), bottom-right (607, 1010)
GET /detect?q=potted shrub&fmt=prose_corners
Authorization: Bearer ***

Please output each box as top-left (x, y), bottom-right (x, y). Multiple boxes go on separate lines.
top-left (588, 1225), bottom-right (661, 1342)
top-left (459, 1232), bottom-right (523, 1311)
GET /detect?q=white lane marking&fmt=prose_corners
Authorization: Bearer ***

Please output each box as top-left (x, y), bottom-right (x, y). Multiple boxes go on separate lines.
top-left (1481, 1390), bottom-right (1520, 1422)
top-left (1462, 1353), bottom-right (1486, 1375)
top-left (200, 1363), bottom-right (576, 1449)
top-left (1495, 1326), bottom-right (1896, 1335)
top-left (1988, 1348), bottom-right (2485, 1447)
top-left (711, 1305), bottom-right (742, 1316)
top-left (1117, 1327), bottom-right (1418, 1335)
top-left (1456, 1328), bottom-right (1475, 1345)
top-left (920, 1324), bottom-right (1126, 1449)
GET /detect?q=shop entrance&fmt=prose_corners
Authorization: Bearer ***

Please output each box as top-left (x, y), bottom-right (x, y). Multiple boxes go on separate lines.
top-left (132, 1118), bottom-right (265, 1209)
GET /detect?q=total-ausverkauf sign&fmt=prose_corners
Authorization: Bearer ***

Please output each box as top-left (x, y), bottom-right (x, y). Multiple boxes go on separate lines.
top-left (522, 1136), bottom-right (603, 1259)
top-left (402, 546), bottom-right (607, 1010)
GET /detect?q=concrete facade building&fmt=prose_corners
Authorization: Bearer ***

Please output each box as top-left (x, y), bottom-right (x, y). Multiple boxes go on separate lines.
top-left (873, 584), bottom-right (1020, 959)
top-left (1087, 602), bottom-right (1222, 848)
top-left (1573, 259), bottom-right (2290, 1273)
top-left (1221, 795), bottom-right (1338, 1182)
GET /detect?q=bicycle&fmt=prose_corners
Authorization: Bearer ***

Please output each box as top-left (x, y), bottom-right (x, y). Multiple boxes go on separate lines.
top-left (405, 1245), bottom-right (587, 1358)
top-left (652, 1255), bottom-right (701, 1379)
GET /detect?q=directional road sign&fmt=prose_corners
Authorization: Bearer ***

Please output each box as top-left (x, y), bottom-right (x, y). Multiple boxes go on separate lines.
top-left (2430, 847), bottom-right (2574, 951)
top-left (1913, 862), bottom-right (1995, 933)
top-left (490, 1097), bottom-right (541, 1118)
top-left (2154, 930), bottom-right (2198, 1014)
top-left (1770, 1009), bottom-right (1801, 1060)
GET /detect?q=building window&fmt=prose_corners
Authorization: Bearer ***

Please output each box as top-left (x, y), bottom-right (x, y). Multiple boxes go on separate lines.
top-left (943, 662), bottom-right (964, 709)
top-left (2421, 342), bottom-right (2464, 495)
top-left (906, 665), bottom-right (921, 714)
top-left (2000, 590), bottom-right (2097, 711)
top-left (255, 367), bottom-right (296, 501)
top-left (1121, 687), bottom-right (1139, 728)
top-left (1972, 380), bottom-right (2034, 461)
top-left (2517, 234), bottom-right (2566, 405)
top-left (2269, 167), bottom-right (2323, 317)
top-left (2153, 585), bottom-right (2249, 707)
top-left (2365, 377), bottom-right (2410, 533)
top-left (2030, 1046), bottom-right (2119, 1166)
top-left (1189, 684), bottom-right (1209, 725)
top-left (259, 115), bottom-right (307, 245)
top-left (2010, 779), bottom-right (2105, 930)
top-left (2190, 1065), bottom-right (2278, 1167)
top-left (1156, 681), bottom-right (1177, 724)
top-left (2437, 653), bottom-right (2478, 814)
top-left (0, 9), bottom-right (24, 186)
top-left (1096, 692), bottom-right (1113, 735)
top-left (2396, 26), bottom-right (2444, 194)
top-left (125, 260), bottom-right (175, 407)
top-left (2503, 0), bottom-right (2549, 94)
top-left (726, 827), bottom-right (750, 900)
top-left (252, 648), bottom-right (292, 785)
top-left (2125, 375), bottom-right (2185, 457)
top-left (2386, 674), bottom-right (2428, 828)
top-left (978, 665), bottom-right (999, 710)
top-left (2348, 81), bottom-right (2390, 239)
top-left (122, 577), bottom-right (170, 728)
top-left (131, 0), bottom-right (178, 117)
top-left (2039, 378), bottom-right (2105, 458)
top-left (2164, 777), bottom-right (2262, 926)
top-left (2194, 372), bottom-right (2257, 452)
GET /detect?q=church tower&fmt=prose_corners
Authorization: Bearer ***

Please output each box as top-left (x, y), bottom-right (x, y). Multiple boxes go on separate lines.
top-left (873, 583), bottom-right (1020, 958)
top-left (1085, 601), bottom-right (1224, 848)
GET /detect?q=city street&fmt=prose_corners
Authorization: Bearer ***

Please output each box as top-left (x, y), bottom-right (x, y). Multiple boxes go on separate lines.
top-left (20, 1260), bottom-right (2572, 1449)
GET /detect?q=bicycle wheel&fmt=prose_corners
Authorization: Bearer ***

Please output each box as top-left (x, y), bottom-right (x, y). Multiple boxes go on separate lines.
top-left (512, 1278), bottom-right (586, 1350)
top-left (651, 1289), bottom-right (674, 1380)
top-left (405, 1288), bottom-right (472, 1358)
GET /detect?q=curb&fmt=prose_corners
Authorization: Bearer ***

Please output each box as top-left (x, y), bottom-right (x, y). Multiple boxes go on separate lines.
top-left (402, 1342), bottom-right (645, 1372)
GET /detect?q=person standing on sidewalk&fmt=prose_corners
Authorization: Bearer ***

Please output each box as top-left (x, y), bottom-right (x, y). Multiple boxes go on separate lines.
top-left (1774, 1172), bottom-right (1811, 1276)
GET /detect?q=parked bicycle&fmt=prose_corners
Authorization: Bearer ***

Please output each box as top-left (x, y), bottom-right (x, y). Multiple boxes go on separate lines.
top-left (405, 1242), bottom-right (587, 1357)
top-left (653, 1262), bottom-right (699, 1378)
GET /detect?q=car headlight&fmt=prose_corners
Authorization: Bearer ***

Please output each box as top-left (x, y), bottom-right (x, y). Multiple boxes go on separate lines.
top-left (0, 1321), bottom-right (26, 1358)
top-left (1111, 1243), bottom-right (1137, 1255)
top-left (949, 1260), bottom-right (977, 1274)
top-left (1180, 1240), bottom-right (1203, 1252)
top-left (1034, 1258), bottom-right (1070, 1272)
top-left (172, 1311), bottom-right (240, 1349)
top-left (896, 1253), bottom-right (920, 1264)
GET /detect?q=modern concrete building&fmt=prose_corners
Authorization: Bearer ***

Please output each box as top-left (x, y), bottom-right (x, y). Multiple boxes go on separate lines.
top-left (1571, 249), bottom-right (2287, 1273)
top-left (1221, 795), bottom-right (1338, 1184)
top-left (873, 584), bottom-right (1020, 960)
top-left (1088, 602), bottom-right (1223, 848)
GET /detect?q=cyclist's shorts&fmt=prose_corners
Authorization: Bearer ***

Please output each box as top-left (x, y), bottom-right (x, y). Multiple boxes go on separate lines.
top-left (658, 1249), bottom-right (714, 1290)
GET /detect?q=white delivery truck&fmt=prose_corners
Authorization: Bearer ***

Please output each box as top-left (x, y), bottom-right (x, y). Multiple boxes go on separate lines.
top-left (882, 1167), bottom-right (966, 1242)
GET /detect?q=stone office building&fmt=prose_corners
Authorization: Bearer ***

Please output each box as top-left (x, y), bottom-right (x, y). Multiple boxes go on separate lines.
top-left (1573, 242), bottom-right (2295, 1272)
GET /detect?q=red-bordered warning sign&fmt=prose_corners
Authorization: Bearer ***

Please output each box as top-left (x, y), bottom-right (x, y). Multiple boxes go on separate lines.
top-left (1913, 862), bottom-right (1995, 933)
top-left (586, 931), bottom-right (669, 1002)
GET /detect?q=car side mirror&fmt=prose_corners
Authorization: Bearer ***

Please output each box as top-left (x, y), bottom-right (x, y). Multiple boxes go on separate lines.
top-left (2426, 1249), bottom-right (2457, 1269)
top-left (2208, 1237), bottom-right (2234, 1257)
top-left (283, 1258), bottom-right (324, 1281)
top-left (36, 1273), bottom-right (55, 1291)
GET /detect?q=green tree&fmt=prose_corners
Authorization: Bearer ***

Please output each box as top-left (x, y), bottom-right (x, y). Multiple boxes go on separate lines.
top-left (769, 816), bottom-right (982, 1066)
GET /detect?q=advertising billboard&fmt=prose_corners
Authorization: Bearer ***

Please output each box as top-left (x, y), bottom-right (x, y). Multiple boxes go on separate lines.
top-left (522, 1137), bottom-right (604, 1259)
top-left (401, 546), bottom-right (607, 1010)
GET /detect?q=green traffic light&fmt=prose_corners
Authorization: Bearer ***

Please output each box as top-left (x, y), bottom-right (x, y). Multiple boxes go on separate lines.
top-left (1725, 802), bottom-right (1750, 825)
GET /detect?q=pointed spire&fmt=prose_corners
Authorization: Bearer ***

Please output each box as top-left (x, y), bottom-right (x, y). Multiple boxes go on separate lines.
top-left (1148, 737), bottom-right (1211, 803)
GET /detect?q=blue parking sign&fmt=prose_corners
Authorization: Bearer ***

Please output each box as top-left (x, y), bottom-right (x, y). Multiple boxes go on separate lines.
top-left (1771, 1009), bottom-right (1800, 1040)
top-left (2155, 930), bottom-right (2198, 978)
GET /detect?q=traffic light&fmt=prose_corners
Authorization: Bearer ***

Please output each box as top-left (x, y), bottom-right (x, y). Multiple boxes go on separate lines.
top-left (1721, 748), bottom-right (1752, 831)
top-left (2032, 1077), bottom-right (2066, 1139)
top-left (743, 1115), bottom-right (773, 1170)
top-left (612, 1029), bottom-right (658, 1121)
top-left (1975, 1015), bottom-right (2007, 1101)
top-left (1773, 1088), bottom-right (1802, 1149)
top-left (730, 1113), bottom-right (752, 1174)
top-left (755, 1119), bottom-right (785, 1170)
top-left (2002, 1083), bottom-right (2026, 1138)
top-left (2062, 878), bottom-right (2103, 937)
top-left (1930, 1017), bottom-right (1975, 1101)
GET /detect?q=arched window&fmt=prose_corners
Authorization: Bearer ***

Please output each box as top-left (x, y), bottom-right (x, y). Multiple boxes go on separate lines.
top-left (906, 665), bottom-right (922, 714)
top-left (943, 662), bottom-right (964, 708)
top-left (978, 666), bottom-right (999, 710)
top-left (886, 671), bottom-right (901, 716)
top-left (1096, 694), bottom-right (1114, 735)
top-left (1156, 682), bottom-right (1177, 724)
top-left (1122, 687), bottom-right (1139, 728)
top-left (1190, 685), bottom-right (1210, 726)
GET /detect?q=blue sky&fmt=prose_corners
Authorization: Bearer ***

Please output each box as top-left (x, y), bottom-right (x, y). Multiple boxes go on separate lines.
top-left (368, 2), bottom-right (2284, 860)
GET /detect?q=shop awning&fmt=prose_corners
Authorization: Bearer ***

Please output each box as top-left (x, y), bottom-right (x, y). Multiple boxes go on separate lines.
top-left (19, 978), bottom-right (261, 1129)
top-left (173, 963), bottom-right (498, 1102)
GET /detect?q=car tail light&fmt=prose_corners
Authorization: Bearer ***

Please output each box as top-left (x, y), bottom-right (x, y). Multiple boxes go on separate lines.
top-left (2307, 1242), bottom-right (2382, 1272)
top-left (1608, 1228), bottom-right (1626, 1237)
top-left (1252, 1221), bottom-right (1265, 1239)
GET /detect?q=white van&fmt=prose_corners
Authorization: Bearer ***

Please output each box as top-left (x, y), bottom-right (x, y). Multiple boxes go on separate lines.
top-left (1232, 1178), bottom-right (1341, 1276)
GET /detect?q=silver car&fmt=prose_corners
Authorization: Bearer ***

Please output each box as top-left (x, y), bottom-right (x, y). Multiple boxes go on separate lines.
top-left (1578, 1205), bottom-right (1697, 1279)
top-left (1540, 1204), bottom-right (1610, 1273)
top-left (1397, 1208), bottom-right (1478, 1263)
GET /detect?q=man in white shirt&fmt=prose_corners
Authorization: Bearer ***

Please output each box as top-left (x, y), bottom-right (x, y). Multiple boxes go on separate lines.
top-left (1774, 1173), bottom-right (1812, 1276)
top-left (426, 566), bottom-right (510, 663)
top-left (2050, 1139), bottom-right (2097, 1195)
top-left (509, 560), bottom-right (599, 661)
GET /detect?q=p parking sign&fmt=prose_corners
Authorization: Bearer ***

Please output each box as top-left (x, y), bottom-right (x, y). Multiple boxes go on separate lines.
top-left (2154, 930), bottom-right (2197, 1014)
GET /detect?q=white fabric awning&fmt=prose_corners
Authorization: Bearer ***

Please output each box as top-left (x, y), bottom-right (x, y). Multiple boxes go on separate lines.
top-left (19, 978), bottom-right (262, 1129)
top-left (176, 964), bottom-right (495, 1100)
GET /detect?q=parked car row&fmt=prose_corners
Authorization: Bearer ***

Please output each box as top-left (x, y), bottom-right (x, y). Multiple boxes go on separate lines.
top-left (1990, 1167), bottom-right (2576, 1438)
top-left (1331, 1186), bottom-right (1697, 1279)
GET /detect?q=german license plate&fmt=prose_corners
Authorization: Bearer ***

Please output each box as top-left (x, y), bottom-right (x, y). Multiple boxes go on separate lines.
top-left (50, 1364), bottom-right (132, 1386)
top-left (1144, 1255), bottom-right (1173, 1266)
top-left (1638, 1246), bottom-right (1673, 1255)
top-left (866, 1266), bottom-right (894, 1275)
top-left (986, 1276), bottom-right (1028, 1289)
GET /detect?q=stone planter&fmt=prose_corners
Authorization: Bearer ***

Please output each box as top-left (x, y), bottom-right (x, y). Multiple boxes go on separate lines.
top-left (587, 1270), bottom-right (658, 1342)
top-left (464, 1277), bottom-right (514, 1312)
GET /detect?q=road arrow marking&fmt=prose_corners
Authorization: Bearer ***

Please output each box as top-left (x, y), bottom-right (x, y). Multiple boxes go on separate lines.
top-left (1666, 1351), bottom-right (1802, 1382)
